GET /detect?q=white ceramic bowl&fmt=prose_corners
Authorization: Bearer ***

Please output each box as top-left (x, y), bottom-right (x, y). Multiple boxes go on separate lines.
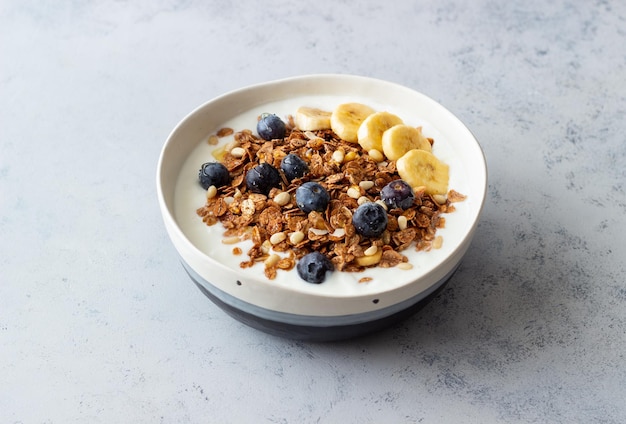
top-left (157, 74), bottom-right (487, 341)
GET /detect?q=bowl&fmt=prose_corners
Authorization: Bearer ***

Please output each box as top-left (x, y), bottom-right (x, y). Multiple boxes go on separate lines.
top-left (156, 74), bottom-right (487, 341)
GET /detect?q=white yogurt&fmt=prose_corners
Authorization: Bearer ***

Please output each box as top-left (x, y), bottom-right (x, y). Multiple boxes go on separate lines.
top-left (173, 96), bottom-right (474, 297)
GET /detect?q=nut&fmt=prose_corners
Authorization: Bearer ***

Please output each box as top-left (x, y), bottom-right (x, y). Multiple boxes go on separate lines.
top-left (359, 180), bottom-right (374, 190)
top-left (221, 236), bottom-right (240, 245)
top-left (273, 191), bottom-right (291, 206)
top-left (289, 231), bottom-right (305, 245)
top-left (224, 140), bottom-right (240, 151)
top-left (309, 228), bottom-right (329, 236)
top-left (364, 245), bottom-right (378, 256)
top-left (347, 186), bottom-right (361, 199)
top-left (206, 185), bottom-right (217, 200)
top-left (270, 232), bottom-right (286, 245)
top-left (332, 150), bottom-right (345, 163)
top-left (432, 194), bottom-right (447, 204)
top-left (230, 147), bottom-right (246, 158)
top-left (264, 254), bottom-right (280, 267)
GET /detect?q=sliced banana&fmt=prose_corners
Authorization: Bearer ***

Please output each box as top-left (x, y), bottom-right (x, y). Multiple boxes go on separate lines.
top-left (330, 103), bottom-right (376, 143)
top-left (381, 124), bottom-right (431, 160)
top-left (355, 248), bottom-right (382, 267)
top-left (357, 111), bottom-right (403, 153)
top-left (396, 149), bottom-right (449, 195)
top-left (295, 106), bottom-right (332, 131)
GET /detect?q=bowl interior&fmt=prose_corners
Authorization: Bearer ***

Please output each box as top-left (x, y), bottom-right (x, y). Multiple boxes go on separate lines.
top-left (157, 74), bottom-right (487, 301)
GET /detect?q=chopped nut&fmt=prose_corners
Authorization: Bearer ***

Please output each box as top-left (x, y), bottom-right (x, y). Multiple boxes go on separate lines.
top-left (309, 228), bottom-right (329, 236)
top-left (347, 186), bottom-right (361, 199)
top-left (357, 196), bottom-right (370, 205)
top-left (303, 131), bottom-right (318, 140)
top-left (224, 140), bottom-right (239, 152)
top-left (222, 236), bottom-right (240, 245)
top-left (270, 232), bottom-right (286, 245)
top-left (206, 185), bottom-right (217, 200)
top-left (432, 235), bottom-right (443, 249)
top-left (260, 240), bottom-right (272, 254)
top-left (273, 191), bottom-right (291, 206)
top-left (397, 215), bottom-right (408, 231)
top-left (264, 253), bottom-right (280, 267)
top-left (364, 245), bottom-right (378, 256)
top-left (432, 194), bottom-right (447, 205)
top-left (397, 262), bottom-right (413, 270)
top-left (359, 180), bottom-right (374, 190)
top-left (230, 147), bottom-right (246, 158)
top-left (289, 231), bottom-right (305, 245)
top-left (332, 150), bottom-right (345, 163)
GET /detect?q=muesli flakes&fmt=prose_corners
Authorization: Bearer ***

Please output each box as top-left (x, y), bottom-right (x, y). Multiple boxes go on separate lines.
top-left (196, 111), bottom-right (465, 281)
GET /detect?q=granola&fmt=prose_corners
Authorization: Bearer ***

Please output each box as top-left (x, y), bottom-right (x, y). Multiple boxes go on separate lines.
top-left (196, 107), bottom-right (465, 282)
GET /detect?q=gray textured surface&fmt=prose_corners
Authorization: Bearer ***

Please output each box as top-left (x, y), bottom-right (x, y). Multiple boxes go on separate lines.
top-left (1, 1), bottom-right (625, 423)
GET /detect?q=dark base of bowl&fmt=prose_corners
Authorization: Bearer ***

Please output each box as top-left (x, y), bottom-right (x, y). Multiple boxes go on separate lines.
top-left (186, 270), bottom-right (454, 342)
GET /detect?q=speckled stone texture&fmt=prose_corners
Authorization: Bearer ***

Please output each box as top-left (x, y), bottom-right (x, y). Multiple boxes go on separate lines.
top-left (1, 1), bottom-right (625, 423)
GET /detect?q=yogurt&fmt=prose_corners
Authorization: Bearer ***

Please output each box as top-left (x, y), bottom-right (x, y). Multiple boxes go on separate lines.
top-left (173, 95), bottom-right (473, 297)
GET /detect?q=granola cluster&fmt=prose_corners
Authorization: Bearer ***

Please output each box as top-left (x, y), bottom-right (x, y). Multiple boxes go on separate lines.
top-left (196, 116), bottom-right (465, 281)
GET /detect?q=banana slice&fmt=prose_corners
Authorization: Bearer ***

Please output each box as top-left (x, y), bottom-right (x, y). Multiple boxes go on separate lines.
top-left (330, 103), bottom-right (376, 143)
top-left (295, 106), bottom-right (332, 131)
top-left (357, 111), bottom-right (403, 153)
top-left (396, 149), bottom-right (449, 195)
top-left (381, 124), bottom-right (431, 161)
top-left (355, 248), bottom-right (382, 267)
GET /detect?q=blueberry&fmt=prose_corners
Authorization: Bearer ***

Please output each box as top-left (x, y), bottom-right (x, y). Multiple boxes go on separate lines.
top-left (198, 162), bottom-right (231, 190)
top-left (380, 179), bottom-right (415, 210)
top-left (352, 202), bottom-right (388, 238)
top-left (281, 153), bottom-right (309, 182)
top-left (295, 182), bottom-right (330, 213)
top-left (297, 252), bottom-right (334, 284)
top-left (245, 163), bottom-right (281, 195)
top-left (257, 113), bottom-right (286, 141)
